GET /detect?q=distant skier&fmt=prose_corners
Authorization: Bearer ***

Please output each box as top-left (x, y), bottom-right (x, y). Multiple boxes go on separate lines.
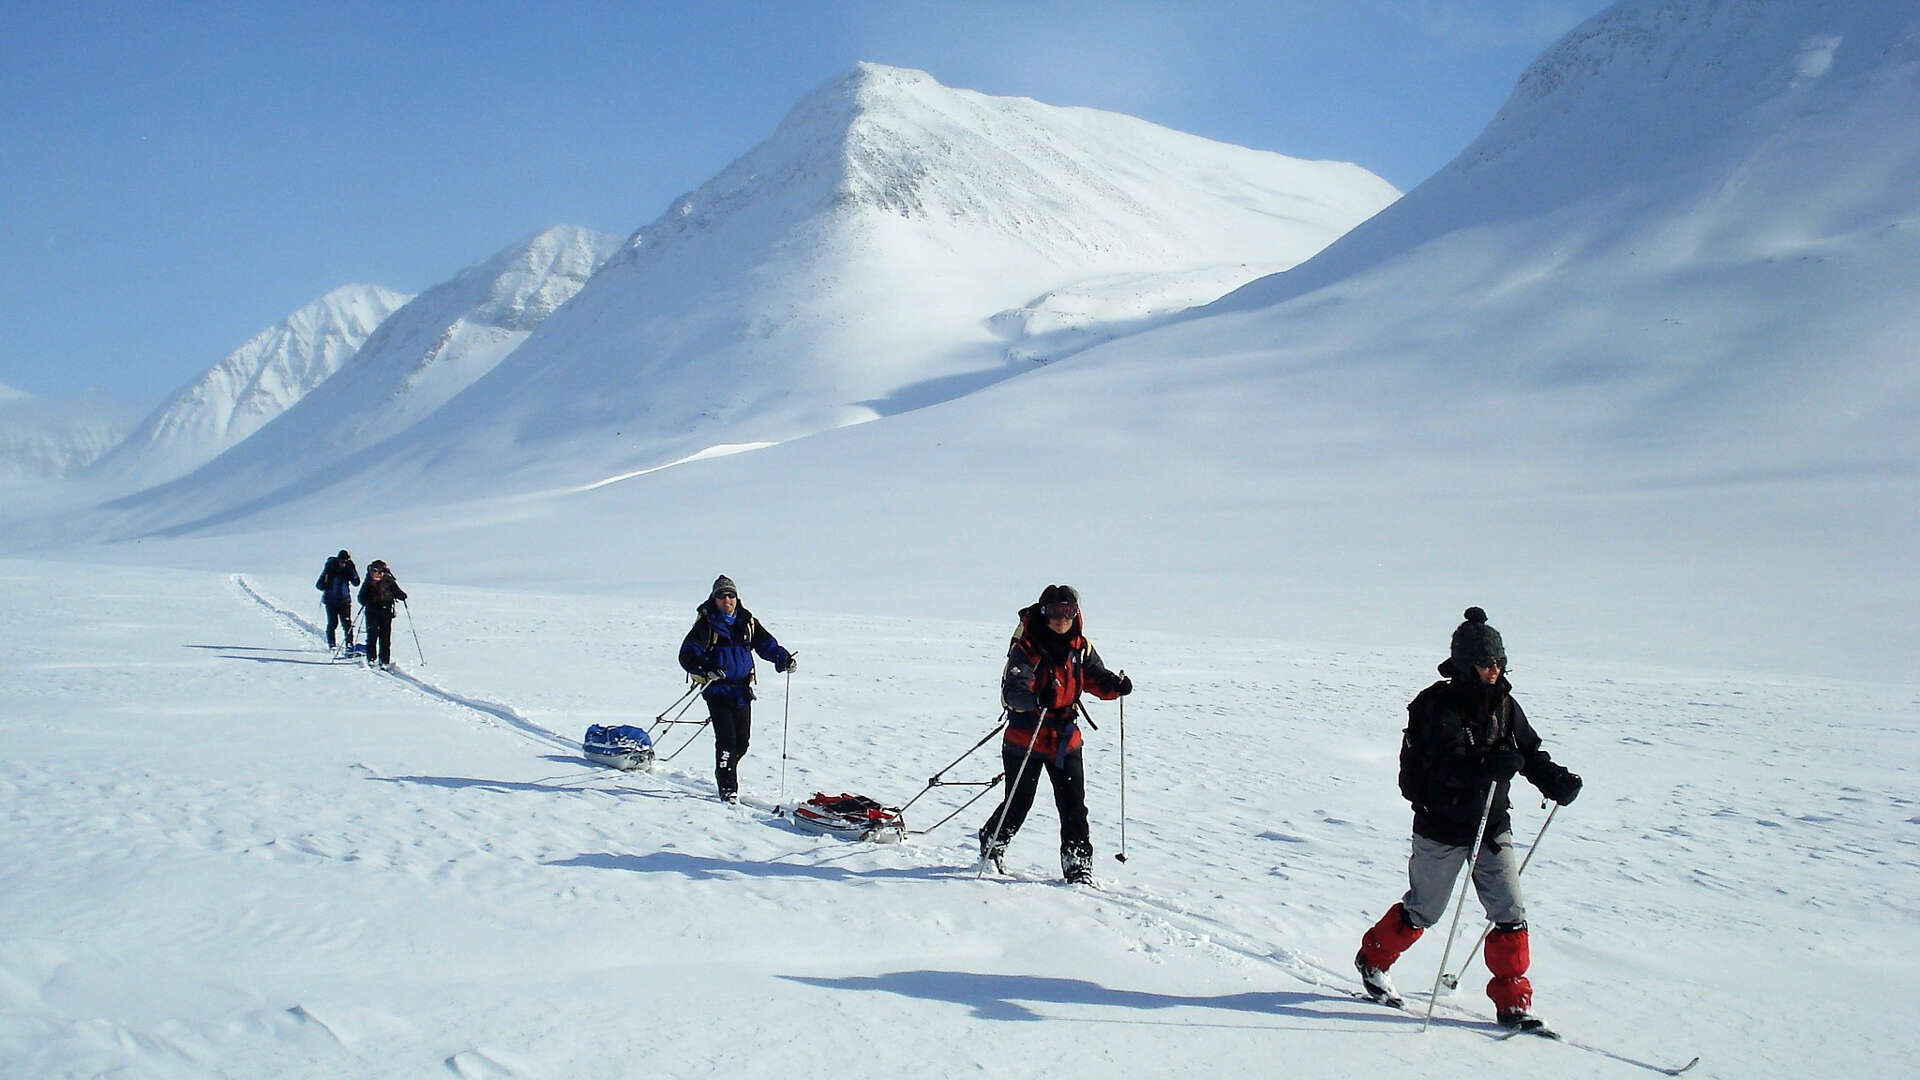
top-left (677, 575), bottom-right (794, 804)
top-left (315, 549), bottom-right (360, 656)
top-left (977, 584), bottom-right (1132, 884)
top-left (1355, 607), bottom-right (1583, 1030)
top-left (356, 560), bottom-right (409, 671)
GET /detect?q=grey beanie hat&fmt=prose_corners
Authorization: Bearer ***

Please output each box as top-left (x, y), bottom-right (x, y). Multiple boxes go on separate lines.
top-left (1449, 606), bottom-right (1507, 672)
top-left (710, 574), bottom-right (738, 598)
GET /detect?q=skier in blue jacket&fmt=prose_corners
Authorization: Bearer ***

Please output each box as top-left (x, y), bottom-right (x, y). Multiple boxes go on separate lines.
top-left (678, 575), bottom-right (794, 803)
top-left (315, 549), bottom-right (360, 656)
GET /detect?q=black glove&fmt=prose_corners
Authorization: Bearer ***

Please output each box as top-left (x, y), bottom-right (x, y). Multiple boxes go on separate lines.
top-left (777, 656), bottom-right (797, 674)
top-left (1116, 675), bottom-right (1133, 696)
top-left (1542, 770), bottom-right (1583, 805)
top-left (1480, 747), bottom-right (1525, 782)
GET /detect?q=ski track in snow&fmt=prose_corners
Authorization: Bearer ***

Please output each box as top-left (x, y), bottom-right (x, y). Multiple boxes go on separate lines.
top-left (3, 563), bottom-right (1914, 1077)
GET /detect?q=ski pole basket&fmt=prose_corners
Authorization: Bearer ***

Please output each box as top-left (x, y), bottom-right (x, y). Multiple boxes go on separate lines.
top-left (582, 724), bottom-right (656, 771)
top-left (791, 792), bottom-right (906, 843)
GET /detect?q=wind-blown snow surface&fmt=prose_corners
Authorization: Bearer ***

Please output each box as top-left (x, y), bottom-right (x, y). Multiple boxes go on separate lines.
top-left (85, 284), bottom-right (412, 491)
top-left (2, 561), bottom-right (1913, 1078)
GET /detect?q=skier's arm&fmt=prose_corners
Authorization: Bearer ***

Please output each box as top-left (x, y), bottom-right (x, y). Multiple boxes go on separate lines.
top-left (750, 622), bottom-right (791, 670)
top-left (1080, 643), bottom-right (1124, 700)
top-left (678, 623), bottom-right (711, 676)
top-left (1001, 641), bottom-right (1040, 714)
top-left (1511, 699), bottom-right (1582, 803)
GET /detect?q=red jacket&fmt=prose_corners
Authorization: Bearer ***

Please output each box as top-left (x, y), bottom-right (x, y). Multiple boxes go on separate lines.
top-left (1001, 604), bottom-right (1123, 759)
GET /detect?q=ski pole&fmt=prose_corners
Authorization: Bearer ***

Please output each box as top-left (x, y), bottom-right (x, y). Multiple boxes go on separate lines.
top-left (1442, 801), bottom-right (1562, 990)
top-left (1424, 784), bottom-right (1499, 1032)
top-left (978, 721), bottom-right (1043, 880)
top-left (776, 662), bottom-right (793, 813)
top-left (1114, 677), bottom-right (1129, 863)
top-left (401, 599), bottom-right (425, 665)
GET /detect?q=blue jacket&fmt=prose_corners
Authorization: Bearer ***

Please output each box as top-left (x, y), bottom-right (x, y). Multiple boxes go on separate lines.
top-left (316, 557), bottom-right (359, 605)
top-left (678, 602), bottom-right (791, 706)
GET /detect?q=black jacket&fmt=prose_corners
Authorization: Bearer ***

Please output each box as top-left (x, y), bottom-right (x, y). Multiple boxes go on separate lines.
top-left (1398, 667), bottom-right (1575, 847)
top-left (357, 575), bottom-right (408, 619)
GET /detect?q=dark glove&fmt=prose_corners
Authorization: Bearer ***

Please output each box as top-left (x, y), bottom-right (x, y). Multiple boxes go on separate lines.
top-left (1541, 770), bottom-right (1583, 805)
top-left (1116, 675), bottom-right (1133, 696)
top-left (1480, 748), bottom-right (1525, 782)
top-left (777, 655), bottom-right (797, 674)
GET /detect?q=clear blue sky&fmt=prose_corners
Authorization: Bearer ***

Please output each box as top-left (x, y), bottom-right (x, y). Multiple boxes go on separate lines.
top-left (2, 0), bottom-right (1595, 405)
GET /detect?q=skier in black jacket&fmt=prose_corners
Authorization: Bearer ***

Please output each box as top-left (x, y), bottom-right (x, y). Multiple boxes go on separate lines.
top-left (1355, 607), bottom-right (1582, 1030)
top-left (356, 560), bottom-right (408, 670)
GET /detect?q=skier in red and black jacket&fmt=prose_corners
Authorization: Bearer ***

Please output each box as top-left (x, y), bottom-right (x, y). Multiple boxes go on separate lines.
top-left (977, 584), bottom-right (1132, 883)
top-left (1355, 607), bottom-right (1582, 1031)
top-left (356, 560), bottom-right (408, 671)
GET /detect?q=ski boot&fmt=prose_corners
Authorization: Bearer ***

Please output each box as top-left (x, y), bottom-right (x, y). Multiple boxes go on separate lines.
top-left (1355, 951), bottom-right (1404, 1008)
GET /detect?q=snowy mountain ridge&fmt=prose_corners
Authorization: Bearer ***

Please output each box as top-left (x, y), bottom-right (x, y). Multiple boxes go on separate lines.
top-left (299, 62), bottom-right (1398, 505)
top-left (85, 284), bottom-right (411, 490)
top-left (106, 225), bottom-right (619, 530)
top-left (0, 386), bottom-right (140, 484)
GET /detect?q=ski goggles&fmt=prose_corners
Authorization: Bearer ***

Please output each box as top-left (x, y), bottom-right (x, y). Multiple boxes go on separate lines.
top-left (1042, 601), bottom-right (1078, 620)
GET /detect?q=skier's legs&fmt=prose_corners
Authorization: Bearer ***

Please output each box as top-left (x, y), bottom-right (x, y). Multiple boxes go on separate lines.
top-left (981, 741), bottom-right (1045, 847)
top-left (1401, 833), bottom-right (1471, 927)
top-left (709, 698), bottom-right (752, 798)
top-left (1485, 923), bottom-right (1533, 1017)
top-left (1469, 831), bottom-right (1526, 925)
top-left (1468, 832), bottom-right (1532, 1015)
top-left (1046, 749), bottom-right (1092, 865)
top-left (1359, 902), bottom-right (1425, 972)
top-left (367, 614), bottom-right (393, 665)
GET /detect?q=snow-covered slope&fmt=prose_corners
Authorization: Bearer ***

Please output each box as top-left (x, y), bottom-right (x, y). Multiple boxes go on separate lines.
top-left (1207, 0), bottom-right (1920, 477)
top-left (110, 226), bottom-right (617, 527)
top-left (87, 0), bottom-right (1911, 681)
top-left (3, 561), bottom-right (1911, 1077)
top-left (301, 62), bottom-right (1397, 502)
top-left (86, 285), bottom-right (410, 490)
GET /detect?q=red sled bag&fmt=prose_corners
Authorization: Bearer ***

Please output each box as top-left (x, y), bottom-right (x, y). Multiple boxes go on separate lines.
top-left (791, 792), bottom-right (906, 843)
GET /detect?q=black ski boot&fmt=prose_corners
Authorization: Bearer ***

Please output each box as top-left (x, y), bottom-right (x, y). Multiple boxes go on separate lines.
top-left (978, 828), bottom-right (1007, 873)
top-left (1061, 841), bottom-right (1095, 885)
top-left (1498, 1009), bottom-right (1556, 1038)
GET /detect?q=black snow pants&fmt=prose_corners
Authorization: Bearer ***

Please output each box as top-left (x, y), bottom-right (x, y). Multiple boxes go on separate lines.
top-left (982, 743), bottom-right (1090, 861)
top-left (365, 612), bottom-right (395, 665)
top-left (325, 599), bottom-right (355, 648)
top-left (708, 697), bottom-right (752, 799)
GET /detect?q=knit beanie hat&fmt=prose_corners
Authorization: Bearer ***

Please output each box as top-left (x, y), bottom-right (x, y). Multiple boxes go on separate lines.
top-left (711, 574), bottom-right (738, 598)
top-left (1036, 583), bottom-right (1079, 611)
top-left (1449, 606), bottom-right (1507, 672)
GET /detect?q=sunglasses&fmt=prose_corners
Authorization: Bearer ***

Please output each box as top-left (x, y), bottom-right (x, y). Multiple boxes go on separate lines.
top-left (1043, 602), bottom-right (1078, 619)
top-left (716, 591), bottom-right (737, 600)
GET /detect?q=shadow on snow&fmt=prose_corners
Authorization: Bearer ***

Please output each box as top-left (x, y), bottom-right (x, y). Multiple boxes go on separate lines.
top-left (779, 969), bottom-right (1439, 1031)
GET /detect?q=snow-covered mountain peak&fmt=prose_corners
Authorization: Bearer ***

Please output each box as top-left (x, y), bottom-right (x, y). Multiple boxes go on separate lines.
top-left (1461, 0), bottom-right (1920, 180)
top-left (84, 283), bottom-right (411, 491)
top-left (454, 224), bottom-right (615, 330)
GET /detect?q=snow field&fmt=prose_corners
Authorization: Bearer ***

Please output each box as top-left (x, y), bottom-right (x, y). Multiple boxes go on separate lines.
top-left (3, 560), bottom-right (1914, 1077)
